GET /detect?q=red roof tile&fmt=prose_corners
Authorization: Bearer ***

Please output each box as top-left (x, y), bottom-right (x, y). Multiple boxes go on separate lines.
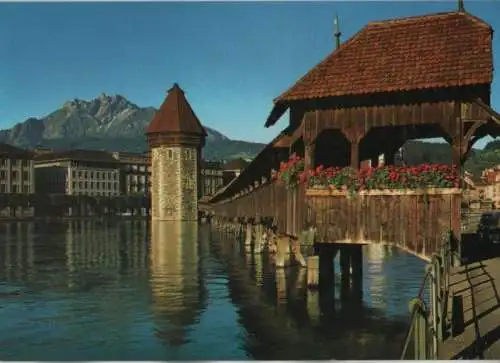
top-left (266, 11), bottom-right (493, 126)
top-left (146, 83), bottom-right (207, 136)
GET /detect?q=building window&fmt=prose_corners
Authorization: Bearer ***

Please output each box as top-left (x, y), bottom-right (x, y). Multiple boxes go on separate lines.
top-left (0, 184), bottom-right (5, 192)
top-left (12, 185), bottom-right (18, 193)
top-left (12, 171), bottom-right (18, 181)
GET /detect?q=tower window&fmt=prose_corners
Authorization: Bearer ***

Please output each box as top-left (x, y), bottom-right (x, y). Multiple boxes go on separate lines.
top-left (168, 150), bottom-right (173, 159)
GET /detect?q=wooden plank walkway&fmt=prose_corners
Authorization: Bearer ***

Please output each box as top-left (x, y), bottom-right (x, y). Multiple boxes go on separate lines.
top-left (438, 254), bottom-right (500, 359)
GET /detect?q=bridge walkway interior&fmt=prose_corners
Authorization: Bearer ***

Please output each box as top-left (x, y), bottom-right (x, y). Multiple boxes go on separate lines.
top-left (438, 254), bottom-right (500, 359)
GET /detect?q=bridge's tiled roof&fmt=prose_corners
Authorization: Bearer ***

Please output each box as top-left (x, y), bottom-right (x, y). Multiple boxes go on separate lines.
top-left (146, 83), bottom-right (207, 136)
top-left (266, 10), bottom-right (493, 127)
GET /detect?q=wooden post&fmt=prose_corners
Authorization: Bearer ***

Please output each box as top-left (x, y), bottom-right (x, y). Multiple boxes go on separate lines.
top-left (350, 245), bottom-right (363, 302)
top-left (254, 223), bottom-right (264, 254)
top-left (291, 238), bottom-right (307, 267)
top-left (435, 257), bottom-right (444, 343)
top-left (430, 263), bottom-right (439, 358)
top-left (305, 142), bottom-right (315, 170)
top-left (350, 141), bottom-right (360, 170)
top-left (244, 222), bottom-right (253, 252)
top-left (307, 255), bottom-right (320, 287)
top-left (276, 268), bottom-right (287, 305)
top-left (342, 126), bottom-right (367, 170)
top-left (275, 236), bottom-right (290, 268)
top-left (409, 299), bottom-right (429, 359)
top-left (319, 246), bottom-right (335, 291)
top-left (307, 289), bottom-right (320, 322)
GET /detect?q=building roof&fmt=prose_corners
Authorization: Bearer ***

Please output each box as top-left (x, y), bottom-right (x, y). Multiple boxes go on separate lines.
top-left (0, 143), bottom-right (34, 158)
top-left (200, 159), bottom-right (223, 169)
top-left (111, 151), bottom-right (150, 164)
top-left (34, 149), bottom-right (118, 164)
top-left (223, 158), bottom-right (250, 171)
top-left (146, 83), bottom-right (207, 136)
top-left (266, 10), bottom-right (493, 127)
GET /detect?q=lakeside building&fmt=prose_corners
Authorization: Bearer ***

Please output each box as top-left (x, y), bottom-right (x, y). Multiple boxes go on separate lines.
top-left (0, 143), bottom-right (35, 216)
top-left (34, 149), bottom-right (121, 197)
top-left (111, 151), bottom-right (151, 196)
top-left (2, 142), bottom-right (251, 205)
top-left (200, 160), bottom-right (224, 198)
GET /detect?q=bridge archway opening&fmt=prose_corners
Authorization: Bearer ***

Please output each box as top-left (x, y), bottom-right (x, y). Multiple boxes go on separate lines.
top-left (314, 129), bottom-right (350, 168)
top-left (290, 136), bottom-right (304, 159)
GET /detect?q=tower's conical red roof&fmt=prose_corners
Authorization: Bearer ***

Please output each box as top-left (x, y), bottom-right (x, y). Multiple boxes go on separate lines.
top-left (146, 83), bottom-right (207, 136)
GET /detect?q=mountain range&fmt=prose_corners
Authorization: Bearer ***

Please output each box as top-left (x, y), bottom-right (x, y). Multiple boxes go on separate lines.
top-left (0, 94), bottom-right (266, 161)
top-left (1, 93), bottom-right (500, 175)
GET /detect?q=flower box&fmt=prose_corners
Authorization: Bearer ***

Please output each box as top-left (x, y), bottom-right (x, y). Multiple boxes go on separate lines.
top-left (305, 187), bottom-right (461, 197)
top-left (275, 153), bottom-right (459, 194)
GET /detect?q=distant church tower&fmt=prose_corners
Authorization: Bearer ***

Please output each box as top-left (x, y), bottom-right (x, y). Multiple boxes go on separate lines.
top-left (146, 83), bottom-right (206, 221)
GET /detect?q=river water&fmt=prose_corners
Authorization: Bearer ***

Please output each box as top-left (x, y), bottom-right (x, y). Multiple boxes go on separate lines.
top-left (0, 220), bottom-right (427, 360)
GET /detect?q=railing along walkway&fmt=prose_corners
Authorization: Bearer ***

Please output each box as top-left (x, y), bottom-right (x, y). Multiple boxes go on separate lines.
top-left (400, 230), bottom-right (500, 359)
top-left (400, 232), bottom-right (455, 359)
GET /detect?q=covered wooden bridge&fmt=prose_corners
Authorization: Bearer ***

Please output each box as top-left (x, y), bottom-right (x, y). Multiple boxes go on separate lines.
top-left (207, 8), bottom-right (500, 261)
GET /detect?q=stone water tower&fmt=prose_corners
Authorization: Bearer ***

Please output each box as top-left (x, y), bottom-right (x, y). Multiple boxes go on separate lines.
top-left (145, 83), bottom-right (206, 221)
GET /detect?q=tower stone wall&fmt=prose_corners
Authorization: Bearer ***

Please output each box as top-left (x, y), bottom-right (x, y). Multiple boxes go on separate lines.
top-left (151, 145), bottom-right (198, 221)
top-left (146, 83), bottom-right (206, 222)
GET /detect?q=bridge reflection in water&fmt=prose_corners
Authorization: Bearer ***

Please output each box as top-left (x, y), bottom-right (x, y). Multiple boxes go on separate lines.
top-left (0, 221), bottom-right (425, 360)
top-left (209, 227), bottom-right (427, 359)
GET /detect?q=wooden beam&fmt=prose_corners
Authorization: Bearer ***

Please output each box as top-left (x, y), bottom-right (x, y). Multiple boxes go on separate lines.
top-left (342, 126), bottom-right (367, 169)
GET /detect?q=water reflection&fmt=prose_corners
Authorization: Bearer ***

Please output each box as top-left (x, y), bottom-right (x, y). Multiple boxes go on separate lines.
top-left (209, 230), bottom-right (425, 359)
top-left (149, 221), bottom-right (206, 348)
top-left (0, 221), bottom-right (427, 360)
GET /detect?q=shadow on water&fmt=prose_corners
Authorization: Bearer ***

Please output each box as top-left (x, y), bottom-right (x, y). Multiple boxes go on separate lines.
top-left (0, 220), bottom-right (426, 360)
top-left (207, 226), bottom-right (417, 360)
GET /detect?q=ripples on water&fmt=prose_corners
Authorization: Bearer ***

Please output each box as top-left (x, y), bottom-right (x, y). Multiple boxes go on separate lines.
top-left (0, 220), bottom-right (427, 360)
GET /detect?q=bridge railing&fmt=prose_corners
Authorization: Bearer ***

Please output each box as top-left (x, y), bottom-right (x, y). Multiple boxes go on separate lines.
top-left (305, 187), bottom-right (461, 259)
top-left (212, 182), bottom-right (462, 252)
top-left (400, 231), bottom-right (456, 359)
top-left (211, 180), bottom-right (309, 236)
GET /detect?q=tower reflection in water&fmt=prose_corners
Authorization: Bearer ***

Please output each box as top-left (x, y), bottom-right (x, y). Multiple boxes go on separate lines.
top-left (149, 221), bottom-right (206, 348)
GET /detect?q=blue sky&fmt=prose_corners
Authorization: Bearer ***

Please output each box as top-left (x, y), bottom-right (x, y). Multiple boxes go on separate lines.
top-left (1, 1), bottom-right (499, 147)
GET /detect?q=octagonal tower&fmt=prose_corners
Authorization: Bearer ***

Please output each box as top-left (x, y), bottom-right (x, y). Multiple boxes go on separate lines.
top-left (146, 83), bottom-right (206, 221)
